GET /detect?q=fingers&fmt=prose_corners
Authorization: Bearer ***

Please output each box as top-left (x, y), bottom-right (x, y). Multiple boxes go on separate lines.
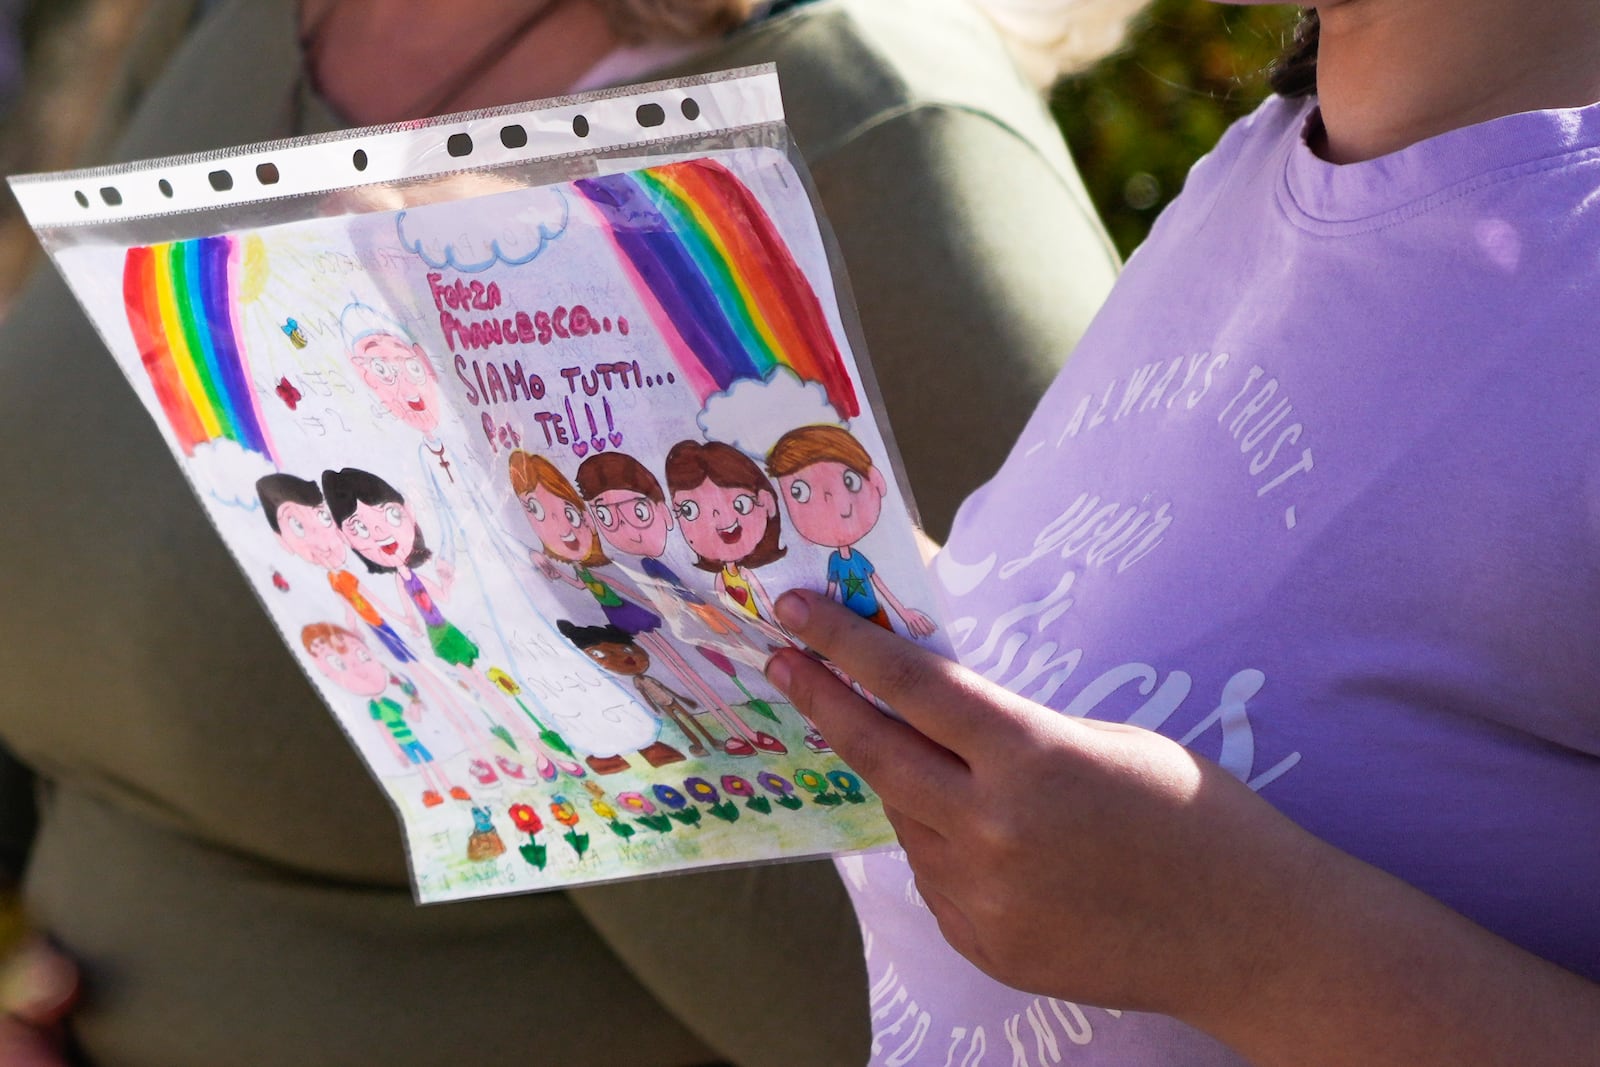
top-left (773, 590), bottom-right (1012, 754)
top-left (765, 647), bottom-right (968, 826)
top-left (0, 938), bottom-right (78, 1029)
top-left (0, 1018), bottom-right (68, 1067)
top-left (880, 800), bottom-right (944, 850)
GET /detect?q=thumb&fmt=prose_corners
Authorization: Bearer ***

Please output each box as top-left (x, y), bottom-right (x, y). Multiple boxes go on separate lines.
top-left (0, 938), bottom-right (79, 1026)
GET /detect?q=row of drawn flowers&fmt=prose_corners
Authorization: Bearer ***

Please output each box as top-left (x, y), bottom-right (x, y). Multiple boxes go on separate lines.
top-left (500, 768), bottom-right (868, 871)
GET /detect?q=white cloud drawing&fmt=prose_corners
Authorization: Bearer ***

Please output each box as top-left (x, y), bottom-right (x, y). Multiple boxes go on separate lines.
top-left (189, 438), bottom-right (279, 511)
top-left (396, 185), bottom-right (568, 272)
top-left (696, 367), bottom-right (843, 460)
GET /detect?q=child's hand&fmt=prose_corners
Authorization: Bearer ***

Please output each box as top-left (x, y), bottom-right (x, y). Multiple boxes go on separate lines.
top-left (531, 553), bottom-right (562, 583)
top-left (899, 607), bottom-right (938, 638)
top-left (0, 936), bottom-right (79, 1067)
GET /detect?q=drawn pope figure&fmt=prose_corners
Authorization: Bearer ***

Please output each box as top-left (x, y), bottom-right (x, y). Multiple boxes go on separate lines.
top-left (341, 301), bottom-right (442, 435)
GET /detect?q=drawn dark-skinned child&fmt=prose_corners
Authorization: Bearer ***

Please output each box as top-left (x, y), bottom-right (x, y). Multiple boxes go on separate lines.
top-left (322, 466), bottom-right (584, 782)
top-left (511, 449), bottom-right (783, 758)
top-left (558, 620), bottom-right (716, 760)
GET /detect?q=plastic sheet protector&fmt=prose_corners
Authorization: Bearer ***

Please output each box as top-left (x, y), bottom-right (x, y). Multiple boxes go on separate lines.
top-left (12, 67), bottom-right (953, 900)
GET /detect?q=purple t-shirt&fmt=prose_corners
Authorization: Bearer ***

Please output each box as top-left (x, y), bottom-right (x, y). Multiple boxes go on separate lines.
top-left (841, 93), bottom-right (1600, 1064)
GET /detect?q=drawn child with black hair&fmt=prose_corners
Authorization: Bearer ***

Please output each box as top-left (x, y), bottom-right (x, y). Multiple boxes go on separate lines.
top-left (258, 473), bottom-right (416, 661)
top-left (559, 620), bottom-right (716, 760)
top-left (322, 466), bottom-right (584, 781)
top-left (258, 472), bottom-right (523, 787)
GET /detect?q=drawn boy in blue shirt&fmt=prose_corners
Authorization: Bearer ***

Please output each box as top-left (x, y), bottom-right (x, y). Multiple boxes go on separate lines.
top-left (767, 425), bottom-right (936, 638)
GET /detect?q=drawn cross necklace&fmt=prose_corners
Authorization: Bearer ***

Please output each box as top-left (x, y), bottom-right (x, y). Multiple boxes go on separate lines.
top-left (425, 439), bottom-right (454, 484)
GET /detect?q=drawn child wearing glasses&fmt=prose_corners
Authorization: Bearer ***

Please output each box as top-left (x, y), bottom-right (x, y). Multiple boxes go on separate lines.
top-left (509, 449), bottom-right (785, 759)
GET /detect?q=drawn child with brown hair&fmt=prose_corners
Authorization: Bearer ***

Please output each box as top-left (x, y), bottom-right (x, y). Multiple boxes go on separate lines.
top-left (663, 440), bottom-right (786, 627)
top-left (666, 439), bottom-right (831, 753)
top-left (577, 450), bottom-right (787, 753)
top-left (510, 449), bottom-right (784, 758)
top-left (766, 425), bottom-right (937, 638)
top-left (302, 622), bottom-right (468, 810)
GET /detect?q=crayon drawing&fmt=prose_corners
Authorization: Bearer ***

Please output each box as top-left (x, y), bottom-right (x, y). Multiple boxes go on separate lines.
top-left (123, 236), bottom-right (278, 462)
top-left (49, 144), bottom-right (945, 900)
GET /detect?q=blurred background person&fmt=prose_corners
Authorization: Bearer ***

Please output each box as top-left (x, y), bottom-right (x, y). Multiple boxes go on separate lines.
top-left (0, 0), bottom-right (1173, 1064)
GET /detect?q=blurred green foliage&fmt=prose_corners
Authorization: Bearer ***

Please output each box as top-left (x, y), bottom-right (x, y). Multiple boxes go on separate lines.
top-left (1053, 1), bottom-right (1302, 258)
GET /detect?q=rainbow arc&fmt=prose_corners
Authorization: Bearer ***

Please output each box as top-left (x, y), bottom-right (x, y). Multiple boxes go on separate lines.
top-left (123, 235), bottom-right (277, 461)
top-left (575, 159), bottom-right (859, 419)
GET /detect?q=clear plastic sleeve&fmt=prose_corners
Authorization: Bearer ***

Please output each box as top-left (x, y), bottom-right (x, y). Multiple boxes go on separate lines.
top-left (10, 66), bottom-right (949, 901)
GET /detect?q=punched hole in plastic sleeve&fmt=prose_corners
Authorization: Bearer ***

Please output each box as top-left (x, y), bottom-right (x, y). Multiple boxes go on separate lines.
top-left (8, 65), bottom-right (783, 229)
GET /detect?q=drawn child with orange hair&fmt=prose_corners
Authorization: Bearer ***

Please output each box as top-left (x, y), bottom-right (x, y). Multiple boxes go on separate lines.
top-left (509, 449), bottom-right (784, 759)
top-left (302, 622), bottom-right (469, 810)
top-left (766, 425), bottom-right (937, 638)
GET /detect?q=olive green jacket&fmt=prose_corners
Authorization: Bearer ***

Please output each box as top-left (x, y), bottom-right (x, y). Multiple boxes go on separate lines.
top-left (0, 1), bottom-right (1116, 1064)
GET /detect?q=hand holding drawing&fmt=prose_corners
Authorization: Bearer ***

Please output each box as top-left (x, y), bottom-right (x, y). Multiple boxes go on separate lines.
top-left (764, 588), bottom-right (1282, 1012)
top-left (764, 590), bottom-right (1600, 1067)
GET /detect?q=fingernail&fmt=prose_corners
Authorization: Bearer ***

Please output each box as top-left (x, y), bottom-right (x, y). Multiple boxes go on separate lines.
top-left (775, 591), bottom-right (809, 631)
top-left (764, 650), bottom-right (792, 691)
